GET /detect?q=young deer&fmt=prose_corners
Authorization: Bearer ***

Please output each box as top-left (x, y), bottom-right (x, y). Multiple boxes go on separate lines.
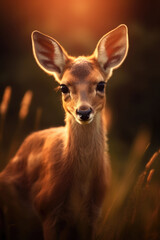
top-left (0, 25), bottom-right (128, 240)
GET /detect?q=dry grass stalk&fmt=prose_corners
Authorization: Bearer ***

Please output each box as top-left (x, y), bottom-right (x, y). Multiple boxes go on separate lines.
top-left (98, 129), bottom-right (150, 239)
top-left (19, 90), bottom-right (33, 120)
top-left (0, 86), bottom-right (12, 117)
top-left (0, 86), bottom-right (12, 146)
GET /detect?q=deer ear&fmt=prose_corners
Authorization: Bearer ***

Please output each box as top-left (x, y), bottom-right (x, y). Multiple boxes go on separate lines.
top-left (31, 31), bottom-right (68, 81)
top-left (94, 24), bottom-right (129, 75)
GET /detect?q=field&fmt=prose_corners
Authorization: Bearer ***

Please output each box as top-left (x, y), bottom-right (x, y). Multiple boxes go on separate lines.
top-left (0, 0), bottom-right (160, 238)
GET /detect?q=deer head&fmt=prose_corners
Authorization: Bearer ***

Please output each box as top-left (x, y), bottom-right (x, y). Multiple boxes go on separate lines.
top-left (31, 25), bottom-right (128, 124)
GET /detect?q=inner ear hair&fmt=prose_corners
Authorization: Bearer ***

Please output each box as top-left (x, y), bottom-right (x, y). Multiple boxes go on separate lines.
top-left (94, 24), bottom-right (129, 74)
top-left (31, 31), bottom-right (68, 81)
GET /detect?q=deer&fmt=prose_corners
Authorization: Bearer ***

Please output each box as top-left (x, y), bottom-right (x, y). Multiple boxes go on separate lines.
top-left (0, 24), bottom-right (128, 240)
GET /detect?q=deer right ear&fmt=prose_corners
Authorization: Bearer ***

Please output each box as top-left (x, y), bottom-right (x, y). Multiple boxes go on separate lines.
top-left (94, 24), bottom-right (129, 76)
top-left (31, 31), bottom-right (68, 82)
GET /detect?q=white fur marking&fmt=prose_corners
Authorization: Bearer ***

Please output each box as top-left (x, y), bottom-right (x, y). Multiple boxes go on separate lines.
top-left (97, 37), bottom-right (108, 70)
top-left (52, 41), bottom-right (65, 72)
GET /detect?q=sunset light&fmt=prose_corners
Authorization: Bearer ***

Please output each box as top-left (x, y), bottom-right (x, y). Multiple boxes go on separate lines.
top-left (1, 0), bottom-right (160, 239)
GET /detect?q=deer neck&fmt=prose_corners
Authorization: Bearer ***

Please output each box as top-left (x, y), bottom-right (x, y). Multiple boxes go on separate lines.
top-left (64, 111), bottom-right (107, 164)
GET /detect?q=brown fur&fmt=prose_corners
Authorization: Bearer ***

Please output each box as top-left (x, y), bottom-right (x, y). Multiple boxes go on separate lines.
top-left (0, 25), bottom-right (128, 240)
top-left (0, 62), bottom-right (110, 240)
top-left (70, 58), bottom-right (93, 78)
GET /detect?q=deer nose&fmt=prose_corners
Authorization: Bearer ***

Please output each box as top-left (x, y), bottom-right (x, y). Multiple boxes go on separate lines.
top-left (76, 107), bottom-right (92, 121)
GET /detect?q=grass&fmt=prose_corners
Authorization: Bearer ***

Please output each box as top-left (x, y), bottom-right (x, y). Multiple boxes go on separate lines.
top-left (0, 86), bottom-right (160, 239)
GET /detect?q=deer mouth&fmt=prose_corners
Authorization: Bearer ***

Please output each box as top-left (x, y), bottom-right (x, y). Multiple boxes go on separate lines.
top-left (75, 113), bottom-right (94, 125)
top-left (75, 107), bottom-right (94, 125)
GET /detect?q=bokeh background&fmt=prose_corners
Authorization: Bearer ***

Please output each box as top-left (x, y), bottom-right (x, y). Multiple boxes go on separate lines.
top-left (0, 0), bottom-right (160, 176)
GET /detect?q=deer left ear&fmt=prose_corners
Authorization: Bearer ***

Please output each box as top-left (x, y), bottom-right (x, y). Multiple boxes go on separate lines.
top-left (31, 31), bottom-right (68, 82)
top-left (94, 24), bottom-right (129, 75)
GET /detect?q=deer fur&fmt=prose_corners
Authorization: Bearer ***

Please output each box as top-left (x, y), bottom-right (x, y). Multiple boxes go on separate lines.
top-left (0, 25), bottom-right (128, 240)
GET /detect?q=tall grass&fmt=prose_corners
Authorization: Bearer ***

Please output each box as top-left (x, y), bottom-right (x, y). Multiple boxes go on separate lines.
top-left (0, 87), bottom-right (160, 239)
top-left (0, 87), bottom-right (34, 166)
top-left (0, 86), bottom-right (12, 146)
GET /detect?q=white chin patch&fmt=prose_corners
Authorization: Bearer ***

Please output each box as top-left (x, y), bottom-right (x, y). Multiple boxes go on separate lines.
top-left (75, 116), bottom-right (94, 125)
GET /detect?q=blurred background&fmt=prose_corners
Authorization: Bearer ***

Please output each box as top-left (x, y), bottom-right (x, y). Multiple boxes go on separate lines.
top-left (0, 0), bottom-right (160, 176)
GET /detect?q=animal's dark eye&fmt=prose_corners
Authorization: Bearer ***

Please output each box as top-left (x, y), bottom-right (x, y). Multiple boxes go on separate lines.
top-left (96, 81), bottom-right (105, 92)
top-left (60, 84), bottom-right (69, 94)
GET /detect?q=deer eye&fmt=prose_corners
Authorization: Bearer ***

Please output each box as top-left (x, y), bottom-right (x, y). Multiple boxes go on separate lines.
top-left (96, 81), bottom-right (105, 93)
top-left (60, 84), bottom-right (69, 94)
